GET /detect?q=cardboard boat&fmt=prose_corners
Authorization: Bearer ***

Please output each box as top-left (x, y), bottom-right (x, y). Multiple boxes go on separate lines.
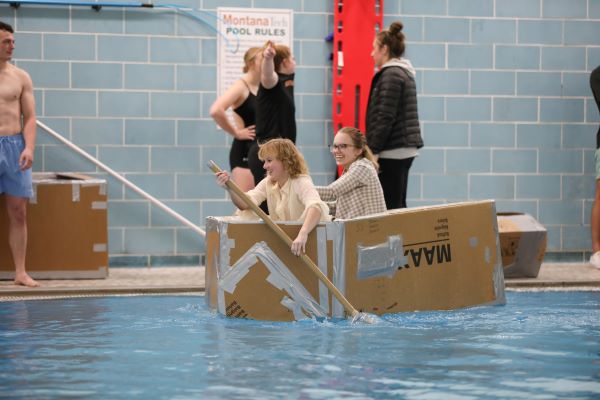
top-left (497, 213), bottom-right (547, 278)
top-left (206, 200), bottom-right (506, 321)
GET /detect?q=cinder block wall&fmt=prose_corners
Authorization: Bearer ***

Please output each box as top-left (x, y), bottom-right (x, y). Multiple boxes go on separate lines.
top-left (2, 0), bottom-right (599, 266)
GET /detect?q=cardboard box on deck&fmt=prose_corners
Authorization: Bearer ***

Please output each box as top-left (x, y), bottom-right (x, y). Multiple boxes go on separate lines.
top-left (0, 173), bottom-right (108, 279)
top-left (497, 213), bottom-right (547, 278)
top-left (206, 200), bottom-right (506, 321)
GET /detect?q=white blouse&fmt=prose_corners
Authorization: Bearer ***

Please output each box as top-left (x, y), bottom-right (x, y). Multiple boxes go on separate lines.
top-left (238, 174), bottom-right (330, 222)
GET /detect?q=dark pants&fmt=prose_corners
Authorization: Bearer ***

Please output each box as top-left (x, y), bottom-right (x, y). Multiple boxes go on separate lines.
top-left (591, 66), bottom-right (600, 147)
top-left (378, 157), bottom-right (414, 210)
top-left (246, 141), bottom-right (268, 213)
top-left (247, 141), bottom-right (264, 186)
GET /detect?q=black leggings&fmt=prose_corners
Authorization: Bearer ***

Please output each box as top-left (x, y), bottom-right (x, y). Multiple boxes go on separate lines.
top-left (229, 139), bottom-right (252, 170)
top-left (247, 141), bottom-right (264, 186)
top-left (378, 157), bottom-right (414, 210)
top-left (246, 141), bottom-right (269, 213)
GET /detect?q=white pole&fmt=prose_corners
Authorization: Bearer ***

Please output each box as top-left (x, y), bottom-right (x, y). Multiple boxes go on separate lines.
top-left (37, 120), bottom-right (206, 237)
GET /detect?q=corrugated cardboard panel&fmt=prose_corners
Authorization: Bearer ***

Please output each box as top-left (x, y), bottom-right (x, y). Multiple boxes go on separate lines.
top-left (497, 217), bottom-right (521, 267)
top-left (0, 173), bottom-right (108, 279)
top-left (343, 201), bottom-right (501, 313)
top-left (222, 259), bottom-right (295, 321)
top-left (205, 222), bottom-right (221, 310)
top-left (497, 213), bottom-right (547, 278)
top-left (207, 219), bottom-right (333, 321)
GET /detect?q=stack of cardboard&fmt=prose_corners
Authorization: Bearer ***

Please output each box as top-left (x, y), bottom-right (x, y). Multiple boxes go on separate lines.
top-left (0, 173), bottom-right (108, 279)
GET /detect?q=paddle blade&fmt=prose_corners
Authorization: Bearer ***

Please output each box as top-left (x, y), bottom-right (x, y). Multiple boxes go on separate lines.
top-left (351, 312), bottom-right (380, 324)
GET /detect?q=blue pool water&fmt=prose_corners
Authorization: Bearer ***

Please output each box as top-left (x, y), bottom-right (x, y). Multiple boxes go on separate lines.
top-left (1, 291), bottom-right (599, 399)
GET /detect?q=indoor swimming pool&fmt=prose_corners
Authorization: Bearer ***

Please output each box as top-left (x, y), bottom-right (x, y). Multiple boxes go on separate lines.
top-left (1, 291), bottom-right (598, 399)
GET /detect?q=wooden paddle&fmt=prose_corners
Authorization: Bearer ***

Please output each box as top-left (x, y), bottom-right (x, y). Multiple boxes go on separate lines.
top-left (208, 160), bottom-right (376, 324)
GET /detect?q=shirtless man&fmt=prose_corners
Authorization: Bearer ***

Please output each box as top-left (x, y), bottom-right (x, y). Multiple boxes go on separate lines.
top-left (0, 21), bottom-right (38, 287)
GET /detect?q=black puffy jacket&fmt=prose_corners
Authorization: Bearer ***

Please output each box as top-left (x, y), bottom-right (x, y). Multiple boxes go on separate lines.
top-left (366, 64), bottom-right (423, 154)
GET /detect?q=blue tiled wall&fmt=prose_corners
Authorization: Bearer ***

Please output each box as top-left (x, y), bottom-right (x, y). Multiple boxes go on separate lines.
top-left (3, 0), bottom-right (599, 265)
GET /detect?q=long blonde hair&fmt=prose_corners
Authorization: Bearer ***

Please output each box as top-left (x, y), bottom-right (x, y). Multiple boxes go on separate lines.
top-left (242, 47), bottom-right (262, 73)
top-left (258, 138), bottom-right (308, 178)
top-left (337, 127), bottom-right (379, 170)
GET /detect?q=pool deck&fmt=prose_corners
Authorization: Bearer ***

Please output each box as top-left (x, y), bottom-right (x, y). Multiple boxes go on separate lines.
top-left (1, 263), bottom-right (599, 300)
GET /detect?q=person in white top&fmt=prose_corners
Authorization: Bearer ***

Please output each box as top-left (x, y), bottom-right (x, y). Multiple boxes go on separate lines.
top-left (215, 138), bottom-right (329, 256)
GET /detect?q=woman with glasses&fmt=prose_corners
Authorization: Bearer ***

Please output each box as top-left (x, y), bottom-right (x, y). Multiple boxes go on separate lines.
top-left (366, 21), bottom-right (424, 209)
top-left (210, 47), bottom-right (262, 192)
top-left (316, 127), bottom-right (386, 220)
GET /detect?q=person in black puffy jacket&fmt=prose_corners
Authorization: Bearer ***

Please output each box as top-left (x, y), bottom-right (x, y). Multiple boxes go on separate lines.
top-left (589, 65), bottom-right (600, 269)
top-left (366, 21), bottom-right (424, 209)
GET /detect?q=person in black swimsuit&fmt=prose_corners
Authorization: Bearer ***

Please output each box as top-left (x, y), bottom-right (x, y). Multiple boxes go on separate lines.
top-left (247, 41), bottom-right (297, 186)
top-left (210, 47), bottom-right (261, 191)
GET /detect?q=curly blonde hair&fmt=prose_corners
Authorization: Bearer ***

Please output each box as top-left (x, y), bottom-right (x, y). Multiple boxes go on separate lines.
top-left (258, 138), bottom-right (308, 178)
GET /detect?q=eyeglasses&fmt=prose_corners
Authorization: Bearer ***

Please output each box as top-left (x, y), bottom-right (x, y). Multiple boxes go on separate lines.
top-left (329, 143), bottom-right (355, 151)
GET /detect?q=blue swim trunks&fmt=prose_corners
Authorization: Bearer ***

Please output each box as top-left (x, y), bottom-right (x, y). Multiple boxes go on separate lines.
top-left (0, 134), bottom-right (33, 198)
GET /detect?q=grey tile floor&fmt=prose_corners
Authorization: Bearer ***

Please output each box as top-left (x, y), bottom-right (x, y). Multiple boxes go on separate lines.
top-left (1, 263), bottom-right (599, 300)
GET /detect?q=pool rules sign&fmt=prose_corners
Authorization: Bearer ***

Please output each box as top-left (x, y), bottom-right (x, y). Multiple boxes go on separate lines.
top-left (216, 7), bottom-right (293, 98)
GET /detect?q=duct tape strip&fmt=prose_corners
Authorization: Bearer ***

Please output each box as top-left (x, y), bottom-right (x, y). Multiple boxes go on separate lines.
top-left (71, 182), bottom-right (80, 202)
top-left (216, 220), bottom-right (234, 314)
top-left (81, 180), bottom-right (107, 193)
top-left (205, 217), bottom-right (219, 232)
top-left (93, 243), bottom-right (107, 252)
top-left (281, 296), bottom-right (307, 321)
top-left (219, 253), bottom-right (258, 294)
top-left (491, 203), bottom-right (506, 306)
top-left (356, 235), bottom-right (405, 280)
top-left (92, 201), bottom-right (107, 210)
top-left (30, 183), bottom-right (38, 204)
top-left (492, 258), bottom-right (507, 305)
top-left (218, 241), bottom-right (327, 320)
top-left (316, 226), bottom-right (329, 312)
top-left (327, 221), bottom-right (345, 318)
top-left (81, 181), bottom-right (107, 196)
top-left (260, 242), bottom-right (327, 319)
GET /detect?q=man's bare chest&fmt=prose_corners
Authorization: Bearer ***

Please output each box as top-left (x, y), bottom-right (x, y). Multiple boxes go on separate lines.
top-left (0, 73), bottom-right (22, 105)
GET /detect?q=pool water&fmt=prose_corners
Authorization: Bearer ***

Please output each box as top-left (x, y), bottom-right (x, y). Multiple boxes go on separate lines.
top-left (1, 291), bottom-right (599, 399)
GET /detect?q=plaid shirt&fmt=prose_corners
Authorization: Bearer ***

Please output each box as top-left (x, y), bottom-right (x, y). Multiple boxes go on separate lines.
top-left (316, 158), bottom-right (386, 219)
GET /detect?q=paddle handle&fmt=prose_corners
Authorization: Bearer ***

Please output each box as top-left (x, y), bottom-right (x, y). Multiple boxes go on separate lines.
top-left (209, 160), bottom-right (359, 318)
